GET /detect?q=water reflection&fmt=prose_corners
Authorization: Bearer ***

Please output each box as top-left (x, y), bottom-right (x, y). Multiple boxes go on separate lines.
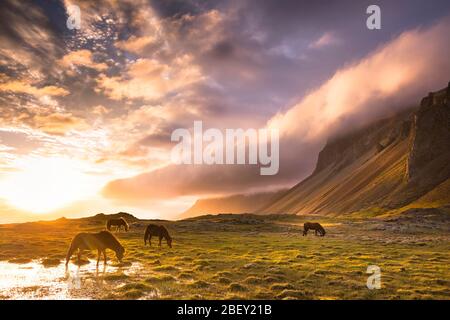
top-left (0, 260), bottom-right (140, 299)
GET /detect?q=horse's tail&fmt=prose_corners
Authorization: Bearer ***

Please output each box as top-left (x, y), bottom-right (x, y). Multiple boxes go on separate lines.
top-left (144, 226), bottom-right (149, 245)
top-left (106, 220), bottom-right (111, 231)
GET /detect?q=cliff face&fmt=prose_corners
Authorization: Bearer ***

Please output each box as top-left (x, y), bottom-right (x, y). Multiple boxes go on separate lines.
top-left (262, 83), bottom-right (450, 215)
top-left (407, 86), bottom-right (450, 180)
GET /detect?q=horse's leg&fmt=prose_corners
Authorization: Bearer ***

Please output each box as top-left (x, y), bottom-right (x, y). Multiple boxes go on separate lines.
top-left (77, 249), bottom-right (82, 264)
top-left (65, 242), bottom-right (76, 266)
top-left (159, 236), bottom-right (162, 247)
top-left (149, 235), bottom-right (152, 246)
top-left (97, 249), bottom-right (101, 266)
top-left (103, 250), bottom-right (107, 265)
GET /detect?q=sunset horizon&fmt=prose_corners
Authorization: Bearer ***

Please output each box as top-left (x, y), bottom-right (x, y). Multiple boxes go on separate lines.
top-left (1, 1), bottom-right (450, 224)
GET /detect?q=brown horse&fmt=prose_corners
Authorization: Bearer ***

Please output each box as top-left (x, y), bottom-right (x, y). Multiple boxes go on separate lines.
top-left (303, 222), bottom-right (326, 237)
top-left (65, 231), bottom-right (125, 266)
top-left (106, 217), bottom-right (129, 232)
top-left (144, 224), bottom-right (172, 248)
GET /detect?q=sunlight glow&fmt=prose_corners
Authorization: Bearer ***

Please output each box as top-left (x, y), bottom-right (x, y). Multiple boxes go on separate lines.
top-left (0, 157), bottom-right (97, 214)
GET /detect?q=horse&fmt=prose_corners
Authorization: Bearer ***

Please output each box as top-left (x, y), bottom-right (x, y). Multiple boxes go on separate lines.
top-left (303, 222), bottom-right (326, 237)
top-left (65, 231), bottom-right (125, 266)
top-left (106, 217), bottom-right (129, 232)
top-left (144, 224), bottom-right (172, 248)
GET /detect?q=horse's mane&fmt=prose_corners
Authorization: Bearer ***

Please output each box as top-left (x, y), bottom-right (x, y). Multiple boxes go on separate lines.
top-left (98, 231), bottom-right (124, 252)
top-left (160, 225), bottom-right (171, 240)
top-left (120, 217), bottom-right (129, 230)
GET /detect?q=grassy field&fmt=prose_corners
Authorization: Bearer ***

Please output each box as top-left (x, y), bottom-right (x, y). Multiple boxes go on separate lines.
top-left (0, 212), bottom-right (449, 300)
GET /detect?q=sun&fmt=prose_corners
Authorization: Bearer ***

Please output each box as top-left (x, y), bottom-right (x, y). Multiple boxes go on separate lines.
top-left (0, 157), bottom-right (96, 214)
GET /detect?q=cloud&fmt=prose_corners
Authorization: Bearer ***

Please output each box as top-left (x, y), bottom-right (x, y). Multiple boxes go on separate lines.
top-left (0, 0), bottom-right (61, 80)
top-left (270, 17), bottom-right (450, 142)
top-left (102, 16), bottom-right (450, 203)
top-left (0, 79), bottom-right (69, 97)
top-left (58, 49), bottom-right (108, 72)
top-left (102, 164), bottom-right (279, 200)
top-left (91, 104), bottom-right (108, 114)
top-left (115, 35), bottom-right (158, 54)
top-left (308, 32), bottom-right (340, 49)
top-left (97, 55), bottom-right (204, 101)
top-left (32, 113), bottom-right (87, 135)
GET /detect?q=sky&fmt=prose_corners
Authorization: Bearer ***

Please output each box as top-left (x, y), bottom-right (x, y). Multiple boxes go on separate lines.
top-left (1, 0), bottom-right (450, 222)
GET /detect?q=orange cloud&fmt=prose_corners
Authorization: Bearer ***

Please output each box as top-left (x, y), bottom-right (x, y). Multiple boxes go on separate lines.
top-left (97, 55), bottom-right (203, 101)
top-left (0, 81), bottom-right (69, 97)
top-left (116, 35), bottom-right (157, 54)
top-left (33, 113), bottom-right (87, 135)
top-left (58, 49), bottom-right (108, 72)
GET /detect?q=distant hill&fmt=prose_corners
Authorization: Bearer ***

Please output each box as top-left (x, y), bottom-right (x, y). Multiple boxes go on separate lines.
top-left (80, 212), bottom-right (140, 222)
top-left (179, 190), bottom-right (287, 219)
top-left (261, 82), bottom-right (450, 215)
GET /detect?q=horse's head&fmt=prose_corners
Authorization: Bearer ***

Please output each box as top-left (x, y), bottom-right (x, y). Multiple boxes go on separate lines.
top-left (116, 246), bottom-right (125, 262)
top-left (167, 236), bottom-right (173, 248)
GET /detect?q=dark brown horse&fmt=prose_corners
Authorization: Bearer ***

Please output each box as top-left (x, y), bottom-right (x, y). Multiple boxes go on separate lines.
top-left (144, 224), bottom-right (172, 248)
top-left (65, 231), bottom-right (125, 266)
top-left (303, 222), bottom-right (326, 237)
top-left (106, 217), bottom-right (129, 232)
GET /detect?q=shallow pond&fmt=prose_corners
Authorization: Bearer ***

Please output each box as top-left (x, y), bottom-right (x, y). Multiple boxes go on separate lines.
top-left (0, 260), bottom-right (141, 299)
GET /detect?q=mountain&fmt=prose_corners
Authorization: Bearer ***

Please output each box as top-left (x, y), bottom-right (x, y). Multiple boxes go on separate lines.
top-left (80, 212), bottom-right (140, 222)
top-left (261, 82), bottom-right (450, 215)
top-left (180, 190), bottom-right (287, 219)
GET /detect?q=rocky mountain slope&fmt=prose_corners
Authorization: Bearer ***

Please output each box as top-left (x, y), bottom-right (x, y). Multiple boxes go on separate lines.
top-left (261, 82), bottom-right (450, 215)
top-left (180, 190), bottom-right (287, 219)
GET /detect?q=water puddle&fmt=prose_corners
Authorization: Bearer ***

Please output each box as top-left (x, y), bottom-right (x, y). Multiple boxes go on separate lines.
top-left (0, 260), bottom-right (142, 300)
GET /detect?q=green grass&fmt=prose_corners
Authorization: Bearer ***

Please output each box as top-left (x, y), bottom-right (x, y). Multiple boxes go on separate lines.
top-left (0, 213), bottom-right (449, 299)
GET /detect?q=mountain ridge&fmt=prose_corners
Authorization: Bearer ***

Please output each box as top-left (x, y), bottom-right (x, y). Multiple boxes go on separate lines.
top-left (261, 82), bottom-right (450, 215)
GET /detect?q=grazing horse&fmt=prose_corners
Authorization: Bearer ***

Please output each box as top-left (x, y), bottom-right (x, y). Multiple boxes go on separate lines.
top-left (144, 224), bottom-right (172, 248)
top-left (106, 217), bottom-right (129, 232)
top-left (303, 222), bottom-right (326, 237)
top-left (65, 231), bottom-right (125, 266)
